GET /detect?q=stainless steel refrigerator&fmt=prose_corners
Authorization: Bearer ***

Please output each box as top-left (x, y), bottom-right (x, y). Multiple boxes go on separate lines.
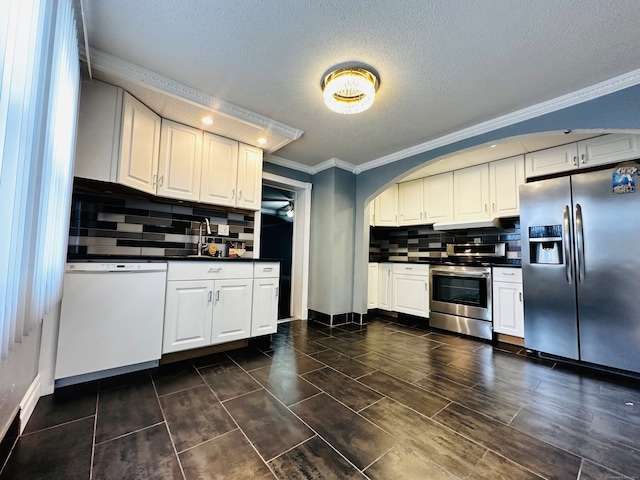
top-left (520, 167), bottom-right (640, 373)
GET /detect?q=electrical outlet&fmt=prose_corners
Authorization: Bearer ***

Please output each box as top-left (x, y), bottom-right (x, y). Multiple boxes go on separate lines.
top-left (218, 224), bottom-right (229, 236)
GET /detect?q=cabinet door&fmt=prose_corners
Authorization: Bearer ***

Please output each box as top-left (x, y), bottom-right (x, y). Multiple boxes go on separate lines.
top-left (492, 281), bottom-right (524, 337)
top-left (368, 263), bottom-right (378, 309)
top-left (525, 143), bottom-right (578, 179)
top-left (453, 164), bottom-right (490, 221)
top-left (73, 79), bottom-right (122, 182)
top-left (424, 172), bottom-right (453, 223)
top-left (251, 277), bottom-right (278, 336)
top-left (378, 264), bottom-right (393, 310)
top-left (489, 155), bottom-right (524, 217)
top-left (200, 133), bottom-right (239, 207)
top-left (157, 119), bottom-right (203, 202)
top-left (398, 179), bottom-right (424, 226)
top-left (118, 92), bottom-right (161, 194)
top-left (392, 274), bottom-right (429, 318)
top-left (374, 185), bottom-right (398, 226)
top-left (236, 144), bottom-right (263, 210)
top-left (163, 280), bottom-right (213, 353)
top-left (212, 278), bottom-right (253, 344)
top-left (578, 134), bottom-right (640, 168)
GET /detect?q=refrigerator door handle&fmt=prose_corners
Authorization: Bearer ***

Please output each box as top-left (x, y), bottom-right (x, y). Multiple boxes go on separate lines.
top-left (563, 205), bottom-right (573, 284)
top-left (575, 203), bottom-right (585, 283)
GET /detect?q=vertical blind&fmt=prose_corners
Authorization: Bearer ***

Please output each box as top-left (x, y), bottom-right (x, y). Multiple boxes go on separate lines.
top-left (0, 0), bottom-right (79, 358)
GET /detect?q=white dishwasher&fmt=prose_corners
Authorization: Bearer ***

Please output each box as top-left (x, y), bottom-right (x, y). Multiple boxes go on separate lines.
top-left (55, 262), bottom-right (167, 382)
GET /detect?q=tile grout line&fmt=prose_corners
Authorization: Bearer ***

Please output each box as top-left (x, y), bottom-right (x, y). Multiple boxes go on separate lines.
top-left (150, 375), bottom-right (186, 480)
top-left (89, 392), bottom-right (99, 480)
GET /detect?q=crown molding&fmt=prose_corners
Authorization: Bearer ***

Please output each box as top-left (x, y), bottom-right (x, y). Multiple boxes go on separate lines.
top-left (85, 48), bottom-right (304, 141)
top-left (312, 158), bottom-right (358, 175)
top-left (355, 68), bottom-right (640, 174)
top-left (264, 155), bottom-right (315, 175)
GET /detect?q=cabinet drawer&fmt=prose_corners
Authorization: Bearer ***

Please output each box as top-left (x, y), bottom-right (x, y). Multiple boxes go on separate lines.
top-left (392, 263), bottom-right (430, 276)
top-left (254, 262), bottom-right (280, 278)
top-left (492, 267), bottom-right (522, 283)
top-left (167, 261), bottom-right (253, 281)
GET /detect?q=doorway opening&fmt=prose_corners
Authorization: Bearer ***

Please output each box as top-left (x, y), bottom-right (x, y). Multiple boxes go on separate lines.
top-left (260, 185), bottom-right (294, 319)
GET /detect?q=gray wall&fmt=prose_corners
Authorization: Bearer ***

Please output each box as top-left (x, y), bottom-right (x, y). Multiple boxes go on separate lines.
top-left (309, 167), bottom-right (356, 315)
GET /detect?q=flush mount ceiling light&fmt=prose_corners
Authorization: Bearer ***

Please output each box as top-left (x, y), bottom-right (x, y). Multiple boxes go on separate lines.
top-left (322, 67), bottom-right (379, 114)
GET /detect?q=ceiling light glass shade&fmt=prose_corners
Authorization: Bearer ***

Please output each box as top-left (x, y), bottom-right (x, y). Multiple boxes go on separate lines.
top-left (322, 67), bottom-right (379, 114)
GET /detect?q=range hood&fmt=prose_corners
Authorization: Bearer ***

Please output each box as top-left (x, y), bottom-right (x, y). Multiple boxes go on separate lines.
top-left (432, 218), bottom-right (501, 231)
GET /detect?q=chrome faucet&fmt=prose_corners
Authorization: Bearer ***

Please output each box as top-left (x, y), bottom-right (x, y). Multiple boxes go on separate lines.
top-left (197, 218), bottom-right (212, 256)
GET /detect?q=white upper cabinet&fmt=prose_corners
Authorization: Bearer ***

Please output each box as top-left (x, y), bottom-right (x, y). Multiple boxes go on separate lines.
top-left (368, 200), bottom-right (375, 226)
top-left (424, 172), bottom-right (454, 223)
top-left (374, 184), bottom-right (398, 226)
top-left (577, 134), bottom-right (640, 168)
top-left (74, 79), bottom-right (263, 210)
top-left (236, 144), bottom-right (263, 210)
top-left (398, 178), bottom-right (424, 225)
top-left (525, 143), bottom-right (578, 179)
top-left (200, 133), bottom-right (239, 207)
top-left (157, 119), bottom-right (203, 202)
top-left (525, 135), bottom-right (640, 179)
top-left (118, 92), bottom-right (162, 194)
top-left (74, 79), bottom-right (122, 183)
top-left (453, 164), bottom-right (490, 221)
top-left (489, 155), bottom-right (525, 217)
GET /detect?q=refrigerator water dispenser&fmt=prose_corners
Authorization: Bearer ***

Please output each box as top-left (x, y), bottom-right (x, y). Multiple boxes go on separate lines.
top-left (529, 225), bottom-right (563, 265)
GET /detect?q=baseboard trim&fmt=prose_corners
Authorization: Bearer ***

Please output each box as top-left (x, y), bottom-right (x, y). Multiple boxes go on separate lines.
top-left (19, 374), bottom-right (41, 435)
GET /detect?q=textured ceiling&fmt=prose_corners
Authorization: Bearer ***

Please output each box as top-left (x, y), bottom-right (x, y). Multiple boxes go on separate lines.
top-left (78, 0), bottom-right (640, 169)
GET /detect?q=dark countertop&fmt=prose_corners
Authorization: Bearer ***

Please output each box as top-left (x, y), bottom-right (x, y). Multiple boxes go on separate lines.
top-left (67, 255), bottom-right (281, 263)
top-left (370, 258), bottom-right (521, 268)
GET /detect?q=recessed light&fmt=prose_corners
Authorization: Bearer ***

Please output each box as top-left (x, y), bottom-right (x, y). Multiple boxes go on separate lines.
top-left (201, 116), bottom-right (213, 125)
top-left (257, 138), bottom-right (267, 145)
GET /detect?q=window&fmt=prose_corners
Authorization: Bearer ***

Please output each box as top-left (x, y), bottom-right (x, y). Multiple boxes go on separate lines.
top-left (0, 0), bottom-right (79, 357)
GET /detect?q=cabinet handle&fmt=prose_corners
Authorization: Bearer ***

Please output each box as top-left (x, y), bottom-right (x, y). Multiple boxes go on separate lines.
top-left (581, 153), bottom-right (586, 165)
top-left (573, 156), bottom-right (578, 166)
top-left (263, 267), bottom-right (273, 272)
top-left (519, 292), bottom-right (522, 302)
top-left (158, 175), bottom-right (164, 187)
top-left (492, 203), bottom-right (496, 212)
top-left (208, 267), bottom-right (222, 273)
top-left (275, 287), bottom-right (279, 297)
top-left (405, 267), bottom-right (413, 270)
top-left (152, 174), bottom-right (157, 186)
top-left (231, 189), bottom-right (235, 199)
top-left (484, 204), bottom-right (488, 212)
top-left (503, 272), bottom-right (515, 276)
top-left (208, 290), bottom-right (213, 303)
top-left (215, 290), bottom-right (220, 303)
top-left (420, 212), bottom-right (422, 219)
top-left (238, 190), bottom-right (243, 200)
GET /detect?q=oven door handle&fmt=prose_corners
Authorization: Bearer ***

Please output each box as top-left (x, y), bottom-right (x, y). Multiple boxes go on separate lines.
top-left (430, 269), bottom-right (490, 278)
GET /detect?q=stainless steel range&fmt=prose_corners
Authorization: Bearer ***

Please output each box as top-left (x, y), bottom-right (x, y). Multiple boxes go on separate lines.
top-left (429, 242), bottom-right (506, 340)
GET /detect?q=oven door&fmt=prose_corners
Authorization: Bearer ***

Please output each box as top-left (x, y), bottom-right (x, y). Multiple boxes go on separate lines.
top-left (429, 266), bottom-right (492, 321)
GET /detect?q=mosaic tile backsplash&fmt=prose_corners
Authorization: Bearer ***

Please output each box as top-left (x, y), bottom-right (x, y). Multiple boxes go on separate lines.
top-left (369, 220), bottom-right (521, 264)
top-left (68, 180), bottom-right (255, 259)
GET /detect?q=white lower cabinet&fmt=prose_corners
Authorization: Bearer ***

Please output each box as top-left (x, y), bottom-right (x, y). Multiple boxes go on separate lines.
top-left (378, 263), bottom-right (393, 310)
top-left (368, 263), bottom-right (379, 309)
top-left (211, 278), bottom-right (253, 345)
top-left (163, 261), bottom-right (278, 354)
top-left (392, 264), bottom-right (429, 318)
top-left (251, 263), bottom-right (280, 337)
top-left (163, 280), bottom-right (214, 353)
top-left (492, 267), bottom-right (524, 338)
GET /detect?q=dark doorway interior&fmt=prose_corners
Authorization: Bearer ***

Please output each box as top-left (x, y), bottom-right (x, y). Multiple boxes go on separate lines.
top-left (260, 186), bottom-right (294, 319)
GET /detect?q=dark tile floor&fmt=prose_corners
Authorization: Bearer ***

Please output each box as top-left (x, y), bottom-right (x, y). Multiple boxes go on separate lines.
top-left (2, 316), bottom-right (640, 479)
